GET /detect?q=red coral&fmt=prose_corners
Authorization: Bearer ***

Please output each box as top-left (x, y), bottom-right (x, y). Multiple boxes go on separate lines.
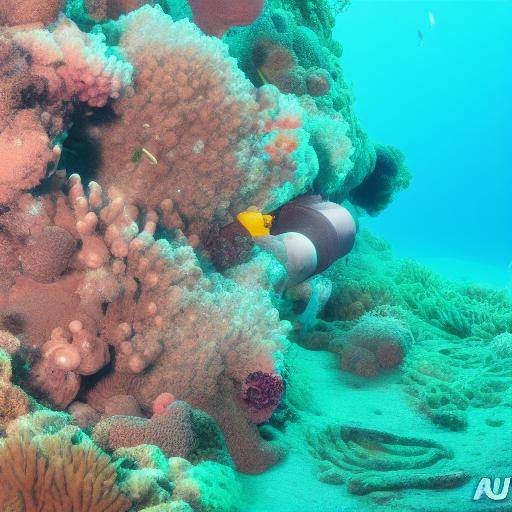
top-left (241, 371), bottom-right (284, 424)
top-left (189, 0), bottom-right (264, 38)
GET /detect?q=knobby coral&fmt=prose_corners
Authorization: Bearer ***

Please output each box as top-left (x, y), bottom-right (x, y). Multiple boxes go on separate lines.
top-left (0, 173), bottom-right (287, 473)
top-left (89, 5), bottom-right (317, 242)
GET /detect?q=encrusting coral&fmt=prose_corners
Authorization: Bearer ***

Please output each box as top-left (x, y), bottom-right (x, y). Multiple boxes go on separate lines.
top-left (93, 400), bottom-right (231, 465)
top-left (0, 0), bottom-right (65, 27)
top-left (329, 312), bottom-right (414, 378)
top-left (188, 0), bottom-right (264, 38)
top-left (0, 349), bottom-right (31, 430)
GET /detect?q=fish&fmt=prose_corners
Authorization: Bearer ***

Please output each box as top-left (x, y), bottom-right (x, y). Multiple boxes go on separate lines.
top-left (428, 11), bottom-right (436, 28)
top-left (417, 29), bottom-right (424, 47)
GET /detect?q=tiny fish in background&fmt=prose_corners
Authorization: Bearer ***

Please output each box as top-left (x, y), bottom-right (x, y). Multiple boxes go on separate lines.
top-left (428, 11), bottom-right (436, 28)
top-left (417, 29), bottom-right (424, 47)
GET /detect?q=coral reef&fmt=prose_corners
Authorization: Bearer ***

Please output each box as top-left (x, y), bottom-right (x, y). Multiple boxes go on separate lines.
top-left (324, 230), bottom-right (512, 341)
top-left (224, 3), bottom-right (376, 198)
top-left (321, 230), bottom-right (512, 430)
top-left (87, 6), bottom-right (317, 242)
top-left (306, 424), bottom-right (469, 494)
top-left (0, 173), bottom-right (287, 472)
top-left (0, 0), bottom-right (425, 508)
top-left (402, 337), bottom-right (512, 431)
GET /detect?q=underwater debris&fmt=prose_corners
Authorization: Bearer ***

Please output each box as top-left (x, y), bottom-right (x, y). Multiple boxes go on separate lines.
top-left (142, 147), bottom-right (158, 165)
top-left (306, 424), bottom-right (469, 494)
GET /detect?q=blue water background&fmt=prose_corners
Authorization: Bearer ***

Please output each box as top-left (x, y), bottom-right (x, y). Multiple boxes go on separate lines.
top-left (335, 0), bottom-right (512, 285)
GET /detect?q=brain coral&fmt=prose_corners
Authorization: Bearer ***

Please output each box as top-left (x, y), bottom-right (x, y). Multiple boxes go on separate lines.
top-left (330, 312), bottom-right (414, 377)
top-left (93, 400), bottom-right (231, 465)
top-left (189, 0), bottom-right (264, 37)
top-left (90, 5), bottom-right (317, 242)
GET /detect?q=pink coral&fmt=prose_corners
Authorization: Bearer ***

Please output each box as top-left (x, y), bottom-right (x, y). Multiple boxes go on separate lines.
top-left (0, 0), bottom-right (65, 27)
top-left (0, 18), bottom-right (132, 206)
top-left (85, 0), bottom-right (147, 21)
top-left (189, 0), bottom-right (264, 38)
top-left (92, 401), bottom-right (228, 464)
top-left (90, 6), bottom-right (317, 242)
top-left (153, 392), bottom-right (176, 416)
top-left (20, 226), bottom-right (76, 283)
top-left (0, 111), bottom-right (58, 205)
top-left (0, 173), bottom-right (287, 471)
top-left (340, 345), bottom-right (378, 378)
top-left (13, 17), bottom-right (133, 107)
top-left (334, 313), bottom-right (414, 378)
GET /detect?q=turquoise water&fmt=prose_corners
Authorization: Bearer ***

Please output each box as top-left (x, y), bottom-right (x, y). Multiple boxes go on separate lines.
top-left (336, 1), bottom-right (512, 285)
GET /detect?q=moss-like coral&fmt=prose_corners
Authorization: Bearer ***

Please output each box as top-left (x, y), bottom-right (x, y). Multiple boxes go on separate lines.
top-left (350, 143), bottom-right (411, 216)
top-left (325, 230), bottom-right (512, 341)
top-left (0, 349), bottom-right (31, 431)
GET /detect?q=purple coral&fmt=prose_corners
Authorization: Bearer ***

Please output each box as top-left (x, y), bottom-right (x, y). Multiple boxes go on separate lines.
top-left (242, 371), bottom-right (284, 424)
